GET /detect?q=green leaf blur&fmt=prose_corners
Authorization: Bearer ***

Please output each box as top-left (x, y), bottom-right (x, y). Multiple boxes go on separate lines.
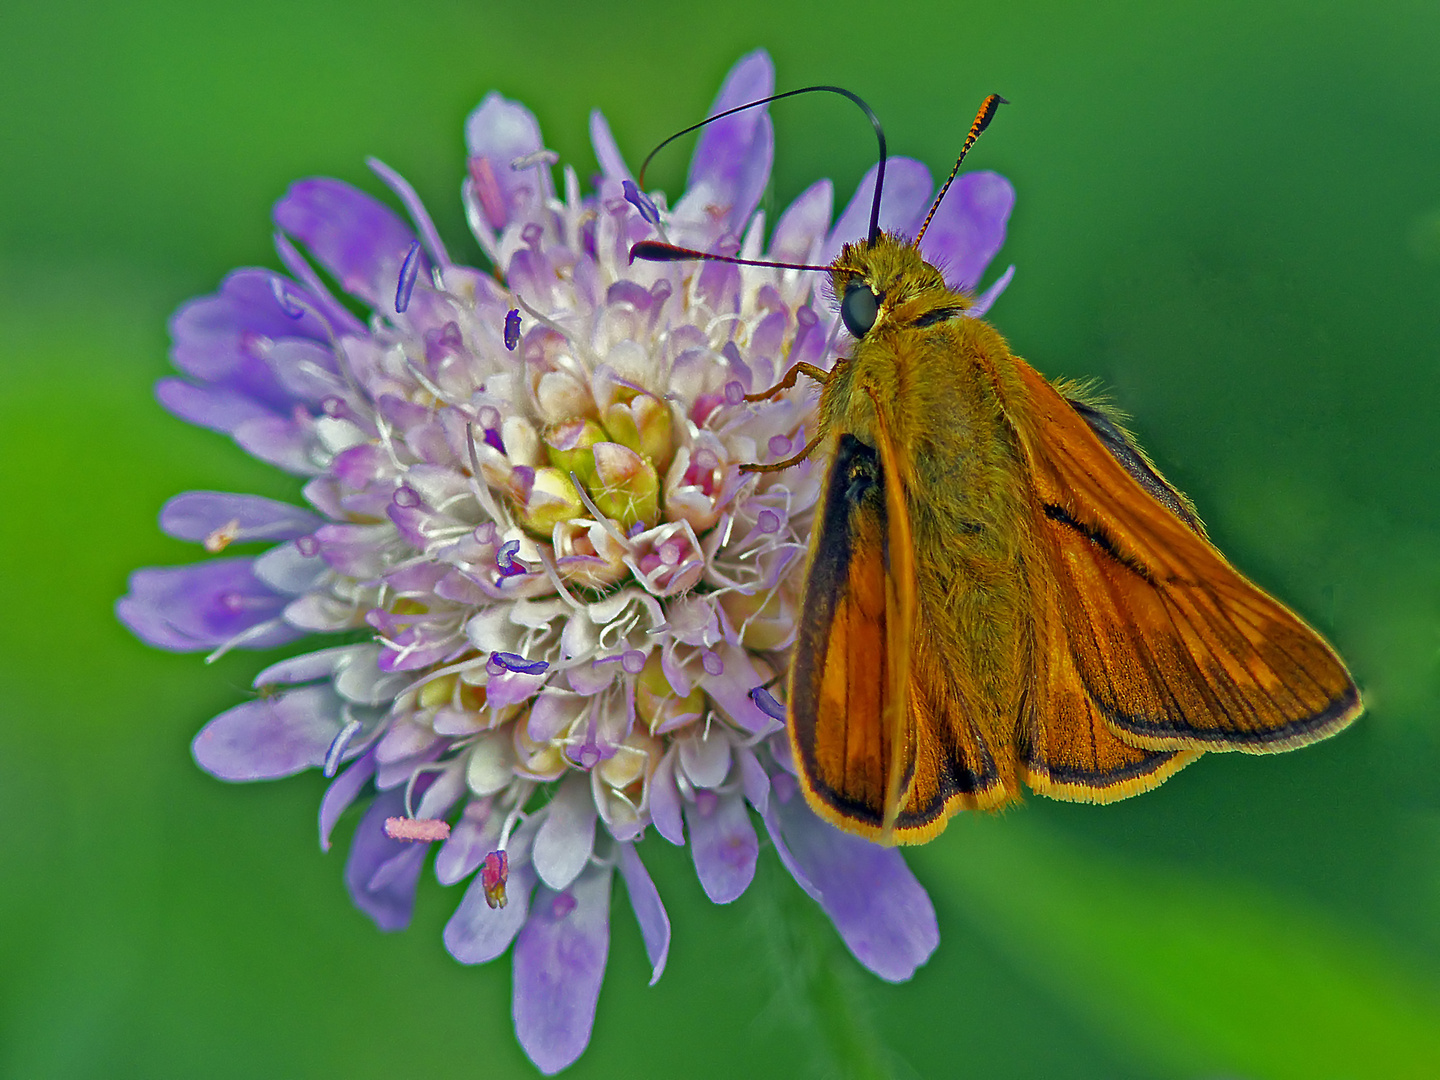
top-left (2, 1), bottom-right (1438, 1077)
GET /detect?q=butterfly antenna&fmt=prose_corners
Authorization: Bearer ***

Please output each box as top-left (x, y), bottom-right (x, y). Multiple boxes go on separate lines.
top-left (634, 84), bottom-right (889, 266)
top-left (913, 94), bottom-right (1008, 246)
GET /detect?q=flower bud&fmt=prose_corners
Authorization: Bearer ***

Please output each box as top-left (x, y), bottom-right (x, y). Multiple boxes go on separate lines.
top-left (590, 442), bottom-right (659, 530)
top-left (544, 418), bottom-right (606, 487)
top-left (513, 466), bottom-right (584, 538)
top-left (602, 392), bottom-right (673, 471)
top-left (634, 651), bottom-right (705, 734)
top-left (719, 586), bottom-right (799, 651)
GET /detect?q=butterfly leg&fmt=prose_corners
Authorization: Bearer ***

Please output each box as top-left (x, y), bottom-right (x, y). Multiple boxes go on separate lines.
top-left (742, 361), bottom-right (831, 403)
top-left (740, 432), bottom-right (823, 474)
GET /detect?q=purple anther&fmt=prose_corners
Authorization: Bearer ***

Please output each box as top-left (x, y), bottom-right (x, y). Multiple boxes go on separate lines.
top-left (322, 715), bottom-right (364, 777)
top-left (395, 239), bottom-right (421, 314)
top-left (496, 539), bottom-right (527, 578)
top-left (749, 686), bottom-right (787, 722)
top-left (270, 278), bottom-right (306, 319)
top-left (503, 308), bottom-right (521, 351)
top-left (392, 486), bottom-right (421, 508)
top-left (621, 650), bottom-right (647, 675)
top-left (756, 509), bottom-right (780, 534)
top-left (768, 435), bottom-right (791, 457)
top-left (488, 651), bottom-right (549, 677)
top-left (483, 428), bottom-right (505, 454)
top-left (481, 849), bottom-right (509, 909)
top-left (701, 649), bottom-right (724, 677)
top-left (296, 535), bottom-right (320, 558)
top-left (724, 381), bottom-right (745, 406)
top-left (621, 179), bottom-right (661, 225)
top-left (520, 222), bottom-right (544, 249)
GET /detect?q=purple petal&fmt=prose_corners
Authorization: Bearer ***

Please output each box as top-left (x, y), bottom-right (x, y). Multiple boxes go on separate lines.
top-left (160, 491), bottom-right (322, 545)
top-left (168, 268), bottom-right (332, 408)
top-left (772, 775), bottom-right (938, 982)
top-left (445, 857), bottom-right (535, 964)
top-left (273, 178), bottom-right (420, 307)
top-left (918, 170), bottom-right (1015, 291)
top-left (677, 50), bottom-right (775, 239)
top-left (617, 842), bottom-right (670, 985)
top-left (435, 798), bottom-right (501, 886)
top-left (769, 179), bottom-right (833, 265)
top-left (512, 864), bottom-right (612, 1075)
top-left (233, 413), bottom-right (318, 475)
top-left (117, 558), bottom-right (296, 652)
top-left (531, 773), bottom-right (598, 892)
top-left (155, 377), bottom-right (280, 435)
top-left (465, 92), bottom-right (553, 231)
top-left (648, 750), bottom-right (685, 845)
top-left (589, 109), bottom-right (632, 181)
top-left (821, 158), bottom-right (934, 265)
top-left (192, 683), bottom-right (344, 781)
top-left (345, 787), bottom-right (425, 931)
top-left (736, 745), bottom-right (770, 815)
top-left (685, 790), bottom-right (758, 904)
top-left (319, 747), bottom-right (377, 851)
top-left (968, 264), bottom-right (1016, 318)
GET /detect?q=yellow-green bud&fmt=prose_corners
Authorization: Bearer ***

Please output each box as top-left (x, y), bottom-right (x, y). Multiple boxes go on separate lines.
top-left (514, 466), bottom-right (584, 538)
top-left (590, 442), bottom-right (659, 530)
top-left (602, 392), bottom-right (673, 471)
top-left (544, 418), bottom-right (606, 487)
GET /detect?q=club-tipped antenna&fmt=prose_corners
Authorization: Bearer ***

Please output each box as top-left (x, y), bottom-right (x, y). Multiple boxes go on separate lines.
top-left (638, 84), bottom-right (889, 245)
top-left (913, 95), bottom-right (1008, 247)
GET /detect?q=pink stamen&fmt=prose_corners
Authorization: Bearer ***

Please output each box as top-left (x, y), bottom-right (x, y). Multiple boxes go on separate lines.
top-left (384, 817), bottom-right (452, 843)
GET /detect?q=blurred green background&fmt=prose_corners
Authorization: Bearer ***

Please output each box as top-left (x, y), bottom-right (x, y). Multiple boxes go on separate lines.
top-left (3, 0), bottom-right (1439, 1076)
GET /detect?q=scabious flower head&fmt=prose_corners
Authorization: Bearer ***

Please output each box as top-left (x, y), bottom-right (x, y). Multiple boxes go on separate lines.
top-left (118, 50), bottom-right (1016, 1074)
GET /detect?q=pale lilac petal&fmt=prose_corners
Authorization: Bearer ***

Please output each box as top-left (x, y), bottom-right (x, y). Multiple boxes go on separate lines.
top-left (273, 178), bottom-right (420, 307)
top-left (772, 773), bottom-right (938, 982)
top-left (161, 491), bottom-right (322, 545)
top-left (736, 745), bottom-right (770, 815)
top-left (345, 787), bottom-right (425, 931)
top-left (233, 413), bottom-right (318, 475)
top-left (757, 791), bottom-right (821, 903)
top-left (531, 772), bottom-right (598, 891)
top-left (769, 179), bottom-right (833, 265)
top-left (444, 857), bottom-right (535, 963)
top-left (513, 864), bottom-right (612, 1075)
top-left (319, 748), bottom-right (377, 851)
top-left (968, 263), bottom-right (1015, 318)
top-left (821, 158), bottom-right (934, 265)
top-left (588, 110), bottom-right (632, 182)
top-left (155, 378), bottom-right (279, 435)
top-left (648, 750), bottom-right (685, 845)
top-left (253, 645), bottom-right (361, 689)
top-left (685, 790), bottom-right (757, 904)
top-left (167, 268), bottom-right (333, 414)
top-left (117, 559), bottom-right (296, 652)
top-left (617, 842), bottom-right (670, 985)
top-left (465, 93), bottom-right (553, 229)
top-left (435, 799), bottom-right (501, 886)
top-left (192, 683), bottom-right (344, 780)
top-left (677, 50), bottom-right (775, 238)
top-left (918, 171), bottom-right (1016, 291)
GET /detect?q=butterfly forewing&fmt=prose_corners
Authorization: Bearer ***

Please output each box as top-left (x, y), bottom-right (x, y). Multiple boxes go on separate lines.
top-left (1012, 359), bottom-right (1361, 752)
top-left (789, 431), bottom-right (1007, 843)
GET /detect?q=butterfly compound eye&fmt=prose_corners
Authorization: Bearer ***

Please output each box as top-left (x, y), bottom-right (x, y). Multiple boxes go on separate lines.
top-left (841, 282), bottom-right (879, 337)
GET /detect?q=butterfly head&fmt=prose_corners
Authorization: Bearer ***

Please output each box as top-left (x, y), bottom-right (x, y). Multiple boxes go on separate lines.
top-left (831, 233), bottom-right (967, 340)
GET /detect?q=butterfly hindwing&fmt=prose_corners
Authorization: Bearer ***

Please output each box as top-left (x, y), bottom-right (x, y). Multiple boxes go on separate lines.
top-left (1011, 360), bottom-right (1361, 752)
